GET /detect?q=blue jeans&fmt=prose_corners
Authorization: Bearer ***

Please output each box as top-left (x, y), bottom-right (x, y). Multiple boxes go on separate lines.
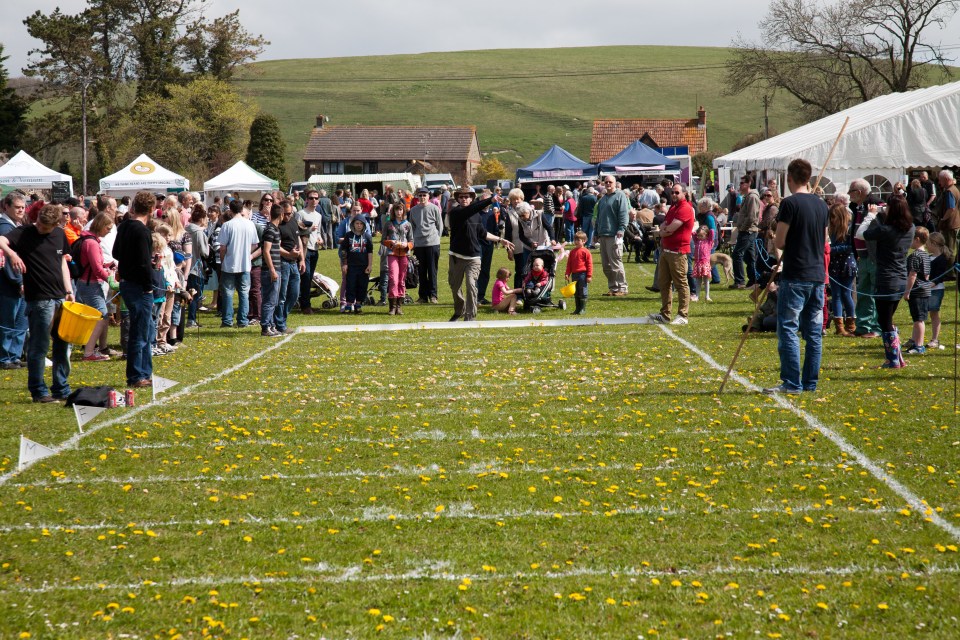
top-left (564, 220), bottom-right (576, 243)
top-left (775, 280), bottom-right (825, 392)
top-left (187, 273), bottom-right (205, 323)
top-left (732, 231), bottom-right (757, 286)
top-left (572, 271), bottom-right (589, 298)
top-left (26, 299), bottom-right (71, 399)
top-left (581, 216), bottom-right (594, 247)
top-left (830, 274), bottom-right (855, 318)
top-left (260, 269), bottom-right (280, 330)
top-left (120, 282), bottom-right (155, 385)
top-left (0, 293), bottom-right (27, 364)
top-left (276, 261), bottom-right (300, 330)
top-left (220, 271), bottom-right (250, 327)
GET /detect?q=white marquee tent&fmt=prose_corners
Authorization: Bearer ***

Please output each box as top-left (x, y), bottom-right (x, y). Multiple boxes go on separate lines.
top-left (99, 153), bottom-right (189, 196)
top-left (0, 150), bottom-right (74, 194)
top-left (713, 80), bottom-right (960, 196)
top-left (203, 161), bottom-right (279, 199)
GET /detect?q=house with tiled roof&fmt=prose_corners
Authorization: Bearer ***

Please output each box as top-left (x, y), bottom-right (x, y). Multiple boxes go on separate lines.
top-left (302, 117), bottom-right (481, 186)
top-left (589, 107), bottom-right (708, 162)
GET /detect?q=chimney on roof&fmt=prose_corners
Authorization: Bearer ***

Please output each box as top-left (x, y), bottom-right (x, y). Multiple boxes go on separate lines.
top-left (316, 114), bottom-right (329, 128)
top-left (697, 106), bottom-right (706, 129)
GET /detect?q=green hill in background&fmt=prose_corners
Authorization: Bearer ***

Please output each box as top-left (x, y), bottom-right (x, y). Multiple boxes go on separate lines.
top-left (233, 45), bottom-right (803, 183)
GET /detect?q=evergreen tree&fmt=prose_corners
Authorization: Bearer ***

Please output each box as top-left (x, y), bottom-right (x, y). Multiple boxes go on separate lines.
top-left (245, 113), bottom-right (289, 189)
top-left (0, 44), bottom-right (28, 153)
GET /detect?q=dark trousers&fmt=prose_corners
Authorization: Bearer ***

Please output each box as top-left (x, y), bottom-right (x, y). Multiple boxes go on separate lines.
top-left (345, 265), bottom-right (367, 305)
top-left (249, 265), bottom-right (262, 320)
top-left (414, 244), bottom-right (440, 300)
top-left (299, 249), bottom-right (319, 308)
top-left (477, 242), bottom-right (494, 300)
top-left (732, 231), bottom-right (758, 286)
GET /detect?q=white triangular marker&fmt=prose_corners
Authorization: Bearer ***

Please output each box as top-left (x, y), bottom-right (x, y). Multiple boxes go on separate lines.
top-left (152, 376), bottom-right (178, 400)
top-left (45, 358), bottom-right (52, 368)
top-left (73, 405), bottom-right (107, 432)
top-left (19, 436), bottom-right (57, 471)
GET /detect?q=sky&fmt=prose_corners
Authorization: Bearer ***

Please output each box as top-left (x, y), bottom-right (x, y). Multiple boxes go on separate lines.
top-left (4, 0), bottom-right (958, 78)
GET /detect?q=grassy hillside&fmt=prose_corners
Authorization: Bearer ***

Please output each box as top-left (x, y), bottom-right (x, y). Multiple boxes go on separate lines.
top-left (233, 46), bottom-right (803, 182)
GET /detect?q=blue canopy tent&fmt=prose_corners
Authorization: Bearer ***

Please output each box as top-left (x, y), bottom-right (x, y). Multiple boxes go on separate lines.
top-left (597, 140), bottom-right (680, 176)
top-left (515, 145), bottom-right (598, 184)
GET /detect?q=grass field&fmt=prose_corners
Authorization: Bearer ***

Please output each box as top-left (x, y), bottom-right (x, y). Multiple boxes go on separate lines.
top-left (1, 243), bottom-right (959, 638)
top-left (232, 46), bottom-right (804, 183)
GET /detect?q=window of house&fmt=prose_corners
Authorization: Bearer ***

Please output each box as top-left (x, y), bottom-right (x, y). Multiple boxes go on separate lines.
top-left (322, 162), bottom-right (343, 175)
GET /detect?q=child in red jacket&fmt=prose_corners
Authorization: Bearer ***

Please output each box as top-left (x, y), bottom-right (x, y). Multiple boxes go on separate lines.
top-left (565, 231), bottom-right (593, 315)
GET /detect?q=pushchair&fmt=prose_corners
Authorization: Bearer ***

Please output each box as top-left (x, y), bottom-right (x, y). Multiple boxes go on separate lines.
top-left (364, 254), bottom-right (420, 305)
top-left (521, 247), bottom-right (566, 313)
top-left (309, 272), bottom-right (341, 309)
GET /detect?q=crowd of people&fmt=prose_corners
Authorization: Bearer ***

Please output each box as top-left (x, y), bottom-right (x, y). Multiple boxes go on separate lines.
top-left (0, 163), bottom-right (957, 403)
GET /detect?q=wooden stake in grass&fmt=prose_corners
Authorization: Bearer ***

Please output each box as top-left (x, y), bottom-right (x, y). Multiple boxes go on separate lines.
top-left (718, 116), bottom-right (850, 395)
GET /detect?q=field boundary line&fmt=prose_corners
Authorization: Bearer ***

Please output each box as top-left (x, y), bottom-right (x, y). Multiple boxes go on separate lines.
top-left (298, 316), bottom-right (655, 334)
top-left (0, 334), bottom-right (298, 486)
top-left (9, 560), bottom-right (960, 594)
top-left (658, 325), bottom-right (960, 542)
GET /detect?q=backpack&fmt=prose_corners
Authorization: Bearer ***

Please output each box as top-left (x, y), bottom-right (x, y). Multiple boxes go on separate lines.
top-left (68, 235), bottom-right (98, 281)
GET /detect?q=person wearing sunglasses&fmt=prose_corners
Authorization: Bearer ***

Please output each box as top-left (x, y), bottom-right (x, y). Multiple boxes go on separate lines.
top-left (596, 177), bottom-right (630, 297)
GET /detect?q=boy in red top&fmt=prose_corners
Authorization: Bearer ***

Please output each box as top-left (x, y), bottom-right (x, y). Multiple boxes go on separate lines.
top-left (649, 185), bottom-right (696, 325)
top-left (565, 231), bottom-right (594, 315)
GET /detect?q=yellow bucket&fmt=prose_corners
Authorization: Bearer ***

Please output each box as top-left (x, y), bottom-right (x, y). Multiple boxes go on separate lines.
top-left (57, 301), bottom-right (102, 345)
top-left (560, 282), bottom-right (577, 298)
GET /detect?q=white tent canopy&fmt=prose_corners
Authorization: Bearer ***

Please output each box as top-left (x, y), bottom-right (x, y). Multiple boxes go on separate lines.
top-left (99, 153), bottom-right (190, 196)
top-left (0, 150), bottom-right (74, 194)
top-left (203, 161), bottom-right (279, 196)
top-left (713, 81), bottom-right (960, 194)
top-left (305, 172), bottom-right (422, 193)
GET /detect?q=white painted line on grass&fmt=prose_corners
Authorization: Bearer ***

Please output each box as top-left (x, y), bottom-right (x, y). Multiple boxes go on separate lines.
top-left (658, 325), bottom-right (960, 543)
top-left (11, 559), bottom-right (960, 594)
top-left (0, 499), bottom-right (899, 534)
top-left (298, 316), bottom-right (655, 334)
top-left (73, 422), bottom-right (804, 453)
top-left (0, 334), bottom-right (299, 486)
top-left (7, 456), bottom-right (830, 488)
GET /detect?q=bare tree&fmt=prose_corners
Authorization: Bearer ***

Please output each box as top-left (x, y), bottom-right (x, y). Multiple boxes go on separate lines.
top-left (726, 0), bottom-right (959, 121)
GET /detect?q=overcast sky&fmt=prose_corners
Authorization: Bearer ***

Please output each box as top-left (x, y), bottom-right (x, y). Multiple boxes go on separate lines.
top-left (3, 0), bottom-right (960, 77)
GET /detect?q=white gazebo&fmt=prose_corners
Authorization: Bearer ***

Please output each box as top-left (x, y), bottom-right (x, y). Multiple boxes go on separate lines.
top-left (0, 150), bottom-right (75, 195)
top-left (99, 154), bottom-right (190, 197)
top-left (203, 161), bottom-right (279, 200)
top-left (713, 80), bottom-right (960, 197)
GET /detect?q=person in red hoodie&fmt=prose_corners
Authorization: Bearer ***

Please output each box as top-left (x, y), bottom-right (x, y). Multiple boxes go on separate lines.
top-left (565, 231), bottom-right (593, 315)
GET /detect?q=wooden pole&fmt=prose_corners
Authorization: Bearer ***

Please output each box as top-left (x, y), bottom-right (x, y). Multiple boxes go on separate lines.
top-left (718, 117), bottom-right (850, 394)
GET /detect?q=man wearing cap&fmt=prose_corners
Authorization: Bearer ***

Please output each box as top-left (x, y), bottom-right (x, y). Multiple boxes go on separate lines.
top-left (447, 187), bottom-right (514, 321)
top-left (408, 187), bottom-right (444, 303)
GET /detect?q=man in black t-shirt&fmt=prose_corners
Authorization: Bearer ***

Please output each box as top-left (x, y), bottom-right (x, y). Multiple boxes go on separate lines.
top-left (0, 204), bottom-right (75, 402)
top-left (763, 159), bottom-right (829, 395)
top-left (275, 200), bottom-right (304, 334)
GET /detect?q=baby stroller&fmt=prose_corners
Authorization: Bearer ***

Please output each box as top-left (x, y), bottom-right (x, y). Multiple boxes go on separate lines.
top-left (521, 247), bottom-right (566, 313)
top-left (309, 272), bottom-right (341, 309)
top-left (365, 255), bottom-right (420, 305)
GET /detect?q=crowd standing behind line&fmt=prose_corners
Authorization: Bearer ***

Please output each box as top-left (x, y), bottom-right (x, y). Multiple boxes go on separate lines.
top-left (0, 165), bottom-right (958, 403)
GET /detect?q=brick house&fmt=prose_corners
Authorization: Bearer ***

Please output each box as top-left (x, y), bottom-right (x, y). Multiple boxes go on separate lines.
top-left (302, 118), bottom-right (482, 186)
top-left (589, 107), bottom-right (708, 162)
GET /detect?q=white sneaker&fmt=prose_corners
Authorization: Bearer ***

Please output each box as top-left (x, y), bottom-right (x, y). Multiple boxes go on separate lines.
top-left (670, 316), bottom-right (689, 325)
top-left (705, 297), bottom-right (713, 302)
top-left (648, 313), bottom-right (668, 324)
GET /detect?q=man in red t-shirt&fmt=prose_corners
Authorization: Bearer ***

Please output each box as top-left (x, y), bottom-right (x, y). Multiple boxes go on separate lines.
top-left (649, 185), bottom-right (696, 325)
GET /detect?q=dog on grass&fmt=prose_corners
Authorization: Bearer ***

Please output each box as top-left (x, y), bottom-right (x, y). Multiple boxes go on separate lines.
top-left (710, 252), bottom-right (734, 284)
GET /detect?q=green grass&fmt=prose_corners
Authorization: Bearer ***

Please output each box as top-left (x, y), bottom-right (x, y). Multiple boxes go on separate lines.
top-left (1, 242), bottom-right (959, 638)
top-left (232, 46), bottom-right (804, 182)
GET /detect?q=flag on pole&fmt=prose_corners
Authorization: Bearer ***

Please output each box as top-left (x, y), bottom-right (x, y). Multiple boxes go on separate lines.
top-left (19, 436), bottom-right (57, 471)
top-left (152, 376), bottom-right (178, 401)
top-left (73, 405), bottom-right (107, 432)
